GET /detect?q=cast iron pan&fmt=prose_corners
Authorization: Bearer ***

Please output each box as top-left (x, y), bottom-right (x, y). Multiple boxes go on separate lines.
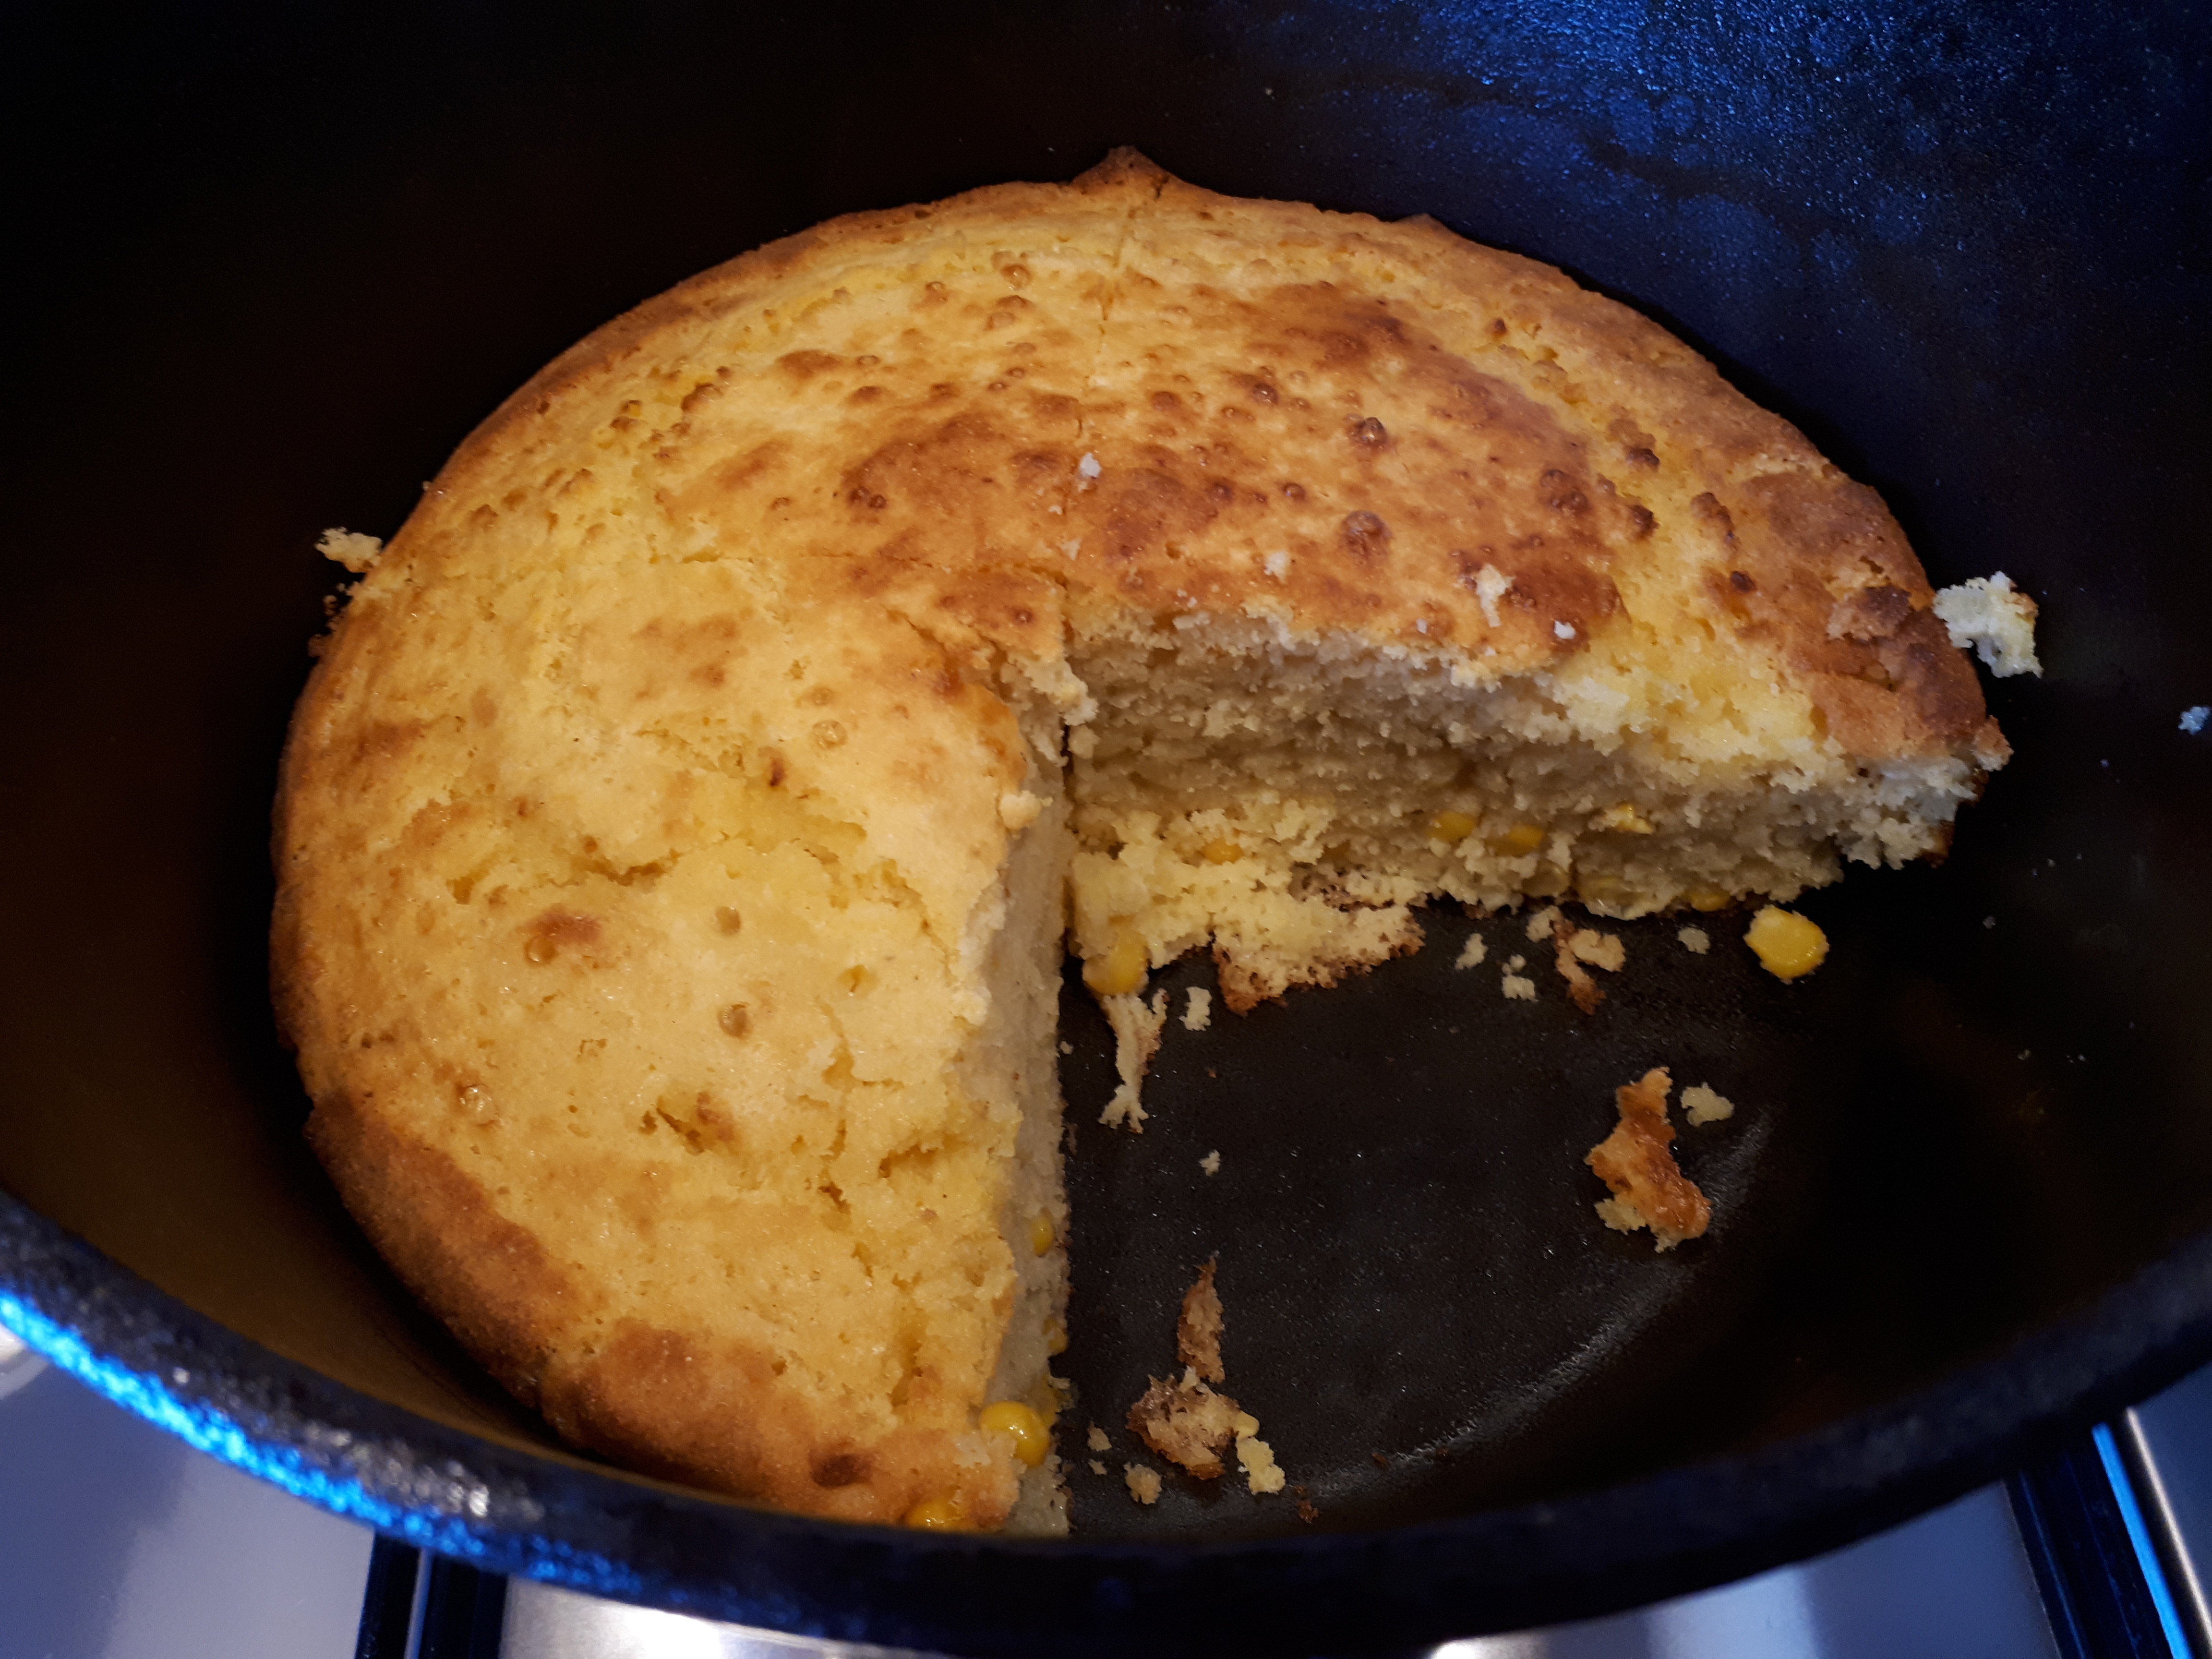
top-left (2, 2), bottom-right (2209, 1653)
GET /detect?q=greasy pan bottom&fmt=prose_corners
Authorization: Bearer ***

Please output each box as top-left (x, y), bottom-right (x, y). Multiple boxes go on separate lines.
top-left (2, 3), bottom-right (2208, 1654)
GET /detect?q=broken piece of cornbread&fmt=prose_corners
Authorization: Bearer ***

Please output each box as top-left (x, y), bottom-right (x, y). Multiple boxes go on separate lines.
top-left (1588, 1068), bottom-right (1712, 1251)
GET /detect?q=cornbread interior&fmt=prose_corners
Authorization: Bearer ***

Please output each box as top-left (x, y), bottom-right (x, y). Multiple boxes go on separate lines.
top-left (273, 152), bottom-right (2007, 1533)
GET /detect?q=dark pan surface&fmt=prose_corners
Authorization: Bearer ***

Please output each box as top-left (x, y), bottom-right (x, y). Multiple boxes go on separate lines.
top-left (2, 0), bottom-right (2210, 1651)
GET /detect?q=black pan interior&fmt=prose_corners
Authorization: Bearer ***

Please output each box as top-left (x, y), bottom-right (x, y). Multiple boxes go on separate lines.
top-left (2, 0), bottom-right (2209, 1647)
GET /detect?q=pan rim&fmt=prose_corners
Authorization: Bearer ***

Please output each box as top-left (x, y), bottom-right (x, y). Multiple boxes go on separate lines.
top-left (6, 1184), bottom-right (2212, 1653)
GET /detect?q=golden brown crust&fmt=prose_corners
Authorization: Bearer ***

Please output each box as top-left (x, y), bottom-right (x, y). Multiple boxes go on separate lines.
top-left (304, 1089), bottom-right (581, 1409)
top-left (535, 1322), bottom-right (1015, 1526)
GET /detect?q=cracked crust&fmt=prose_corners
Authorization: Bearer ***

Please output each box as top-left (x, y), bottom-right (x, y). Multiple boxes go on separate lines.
top-left (276, 149), bottom-right (2002, 1523)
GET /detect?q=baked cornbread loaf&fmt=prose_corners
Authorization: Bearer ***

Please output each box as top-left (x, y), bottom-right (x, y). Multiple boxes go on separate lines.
top-left (273, 151), bottom-right (2009, 1530)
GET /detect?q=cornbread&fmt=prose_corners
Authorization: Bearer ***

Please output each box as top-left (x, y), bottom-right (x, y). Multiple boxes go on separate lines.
top-left (274, 149), bottom-right (2011, 1530)
top-left (1588, 1068), bottom-right (1711, 1250)
top-left (1933, 574), bottom-right (2041, 678)
top-left (1681, 1083), bottom-right (1735, 1126)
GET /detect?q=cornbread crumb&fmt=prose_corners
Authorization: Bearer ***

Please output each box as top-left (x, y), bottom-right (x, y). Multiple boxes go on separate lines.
top-left (1088, 1423), bottom-right (1111, 1453)
top-left (1507, 954), bottom-right (1526, 971)
top-left (1237, 1432), bottom-right (1286, 1495)
top-left (1682, 1083), bottom-right (1735, 1125)
top-left (1100, 988), bottom-right (1170, 1131)
top-left (1586, 1067), bottom-right (1711, 1251)
top-left (1502, 972), bottom-right (1537, 1001)
top-left (315, 527), bottom-right (384, 574)
top-left (1526, 905), bottom-right (1563, 943)
top-left (1567, 928), bottom-right (1626, 972)
top-left (1297, 1497), bottom-right (1320, 1524)
top-left (1128, 1371), bottom-right (1244, 1479)
top-left (1182, 987), bottom-right (1213, 1032)
top-left (1088, 1459), bottom-right (1108, 1476)
top-left (1678, 926), bottom-right (1711, 954)
top-left (1178, 1260), bottom-right (1225, 1382)
top-left (1933, 573), bottom-right (2041, 677)
top-left (1454, 934), bottom-right (1489, 969)
top-left (1551, 915), bottom-right (1625, 1013)
top-left (1125, 1465), bottom-right (1162, 1505)
top-left (1200, 1150), bottom-right (1221, 1176)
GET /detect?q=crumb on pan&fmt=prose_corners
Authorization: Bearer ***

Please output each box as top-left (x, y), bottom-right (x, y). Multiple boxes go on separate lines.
top-left (1502, 970), bottom-right (1537, 1000)
top-left (1199, 1149), bottom-right (1220, 1175)
top-left (1178, 1259), bottom-right (1225, 1382)
top-left (1087, 1423), bottom-right (1111, 1453)
top-left (1932, 573), bottom-right (2041, 677)
top-left (1587, 1066), bottom-right (1711, 1250)
top-left (1124, 1465), bottom-right (1162, 1505)
top-left (1088, 1459), bottom-right (1108, 1476)
top-left (1551, 914), bottom-right (1625, 1013)
top-left (1182, 987), bottom-right (1213, 1031)
top-left (1128, 1370), bottom-right (1245, 1479)
top-left (1677, 925), bottom-right (1710, 954)
top-left (1681, 1083), bottom-right (1735, 1125)
top-left (1455, 934), bottom-right (1488, 969)
top-left (1236, 1426), bottom-right (1286, 1495)
top-left (1100, 988), bottom-right (1169, 1130)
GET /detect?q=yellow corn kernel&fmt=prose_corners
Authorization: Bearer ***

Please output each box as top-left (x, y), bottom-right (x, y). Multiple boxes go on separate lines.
top-left (1198, 837), bottom-right (1242, 864)
top-left (904, 1493), bottom-right (968, 1531)
top-left (1029, 1210), bottom-right (1056, 1256)
top-left (1525, 862), bottom-right (1571, 898)
top-left (1746, 906), bottom-right (1828, 981)
top-left (1487, 822), bottom-right (1547, 857)
top-left (1685, 885), bottom-right (1732, 912)
top-left (1044, 1317), bottom-right (1067, 1356)
top-left (1596, 803), bottom-right (1655, 834)
top-left (1575, 871), bottom-right (1621, 904)
top-left (1082, 929), bottom-right (1148, 997)
top-left (1426, 810), bottom-right (1478, 845)
top-left (980, 1400), bottom-right (1050, 1468)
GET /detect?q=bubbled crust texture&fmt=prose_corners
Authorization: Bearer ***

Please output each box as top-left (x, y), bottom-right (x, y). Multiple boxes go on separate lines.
top-left (275, 150), bottom-right (2000, 1524)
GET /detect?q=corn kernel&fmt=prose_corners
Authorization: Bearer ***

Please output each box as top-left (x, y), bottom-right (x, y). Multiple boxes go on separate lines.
top-left (1082, 929), bottom-right (1148, 997)
top-left (1685, 885), bottom-right (1731, 912)
top-left (904, 1493), bottom-right (968, 1531)
top-left (1029, 1210), bottom-right (1056, 1256)
top-left (979, 1400), bottom-right (1050, 1467)
top-left (1426, 810), bottom-right (1478, 845)
top-left (1044, 1317), bottom-right (1067, 1356)
top-left (1597, 803), bottom-right (1655, 834)
top-left (1487, 822), bottom-right (1546, 857)
top-left (1525, 862), bottom-right (1571, 897)
top-left (1199, 837), bottom-right (1242, 864)
top-left (1746, 906), bottom-right (1828, 980)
